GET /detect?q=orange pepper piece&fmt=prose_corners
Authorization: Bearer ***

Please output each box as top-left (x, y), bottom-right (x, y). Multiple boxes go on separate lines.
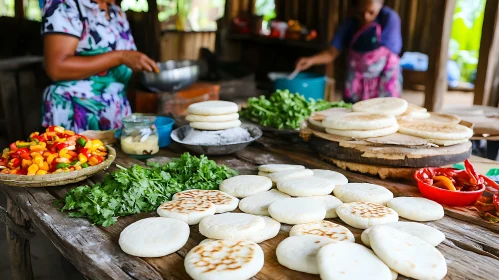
top-left (433, 176), bottom-right (457, 191)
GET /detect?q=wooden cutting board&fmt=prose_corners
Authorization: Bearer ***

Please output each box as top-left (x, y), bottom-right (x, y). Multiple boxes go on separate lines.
top-left (301, 126), bottom-right (472, 168)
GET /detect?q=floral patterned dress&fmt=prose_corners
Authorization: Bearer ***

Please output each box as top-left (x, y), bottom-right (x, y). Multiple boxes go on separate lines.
top-left (41, 0), bottom-right (135, 132)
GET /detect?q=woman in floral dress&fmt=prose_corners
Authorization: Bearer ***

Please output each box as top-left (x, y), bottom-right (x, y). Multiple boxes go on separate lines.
top-left (41, 0), bottom-right (158, 132)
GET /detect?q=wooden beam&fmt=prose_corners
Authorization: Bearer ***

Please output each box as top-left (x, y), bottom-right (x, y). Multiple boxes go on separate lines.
top-left (424, 0), bottom-right (456, 112)
top-left (6, 199), bottom-right (34, 280)
top-left (474, 0), bottom-right (499, 106)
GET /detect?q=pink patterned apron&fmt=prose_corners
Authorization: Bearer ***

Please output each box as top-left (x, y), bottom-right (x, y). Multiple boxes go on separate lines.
top-left (344, 22), bottom-right (402, 103)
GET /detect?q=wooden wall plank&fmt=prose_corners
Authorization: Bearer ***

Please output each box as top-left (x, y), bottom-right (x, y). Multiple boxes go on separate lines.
top-left (474, 0), bottom-right (499, 106)
top-left (424, 0), bottom-right (456, 112)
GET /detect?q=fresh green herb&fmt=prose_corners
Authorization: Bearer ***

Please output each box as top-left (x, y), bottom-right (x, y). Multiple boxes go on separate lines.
top-left (58, 153), bottom-right (238, 226)
top-left (241, 89), bottom-right (351, 129)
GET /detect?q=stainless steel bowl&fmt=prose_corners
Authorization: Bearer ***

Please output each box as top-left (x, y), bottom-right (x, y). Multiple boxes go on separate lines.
top-left (140, 60), bottom-right (200, 92)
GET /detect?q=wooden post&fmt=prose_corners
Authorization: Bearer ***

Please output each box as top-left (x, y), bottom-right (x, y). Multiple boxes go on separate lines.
top-left (474, 0), bottom-right (499, 106)
top-left (424, 0), bottom-right (456, 112)
top-left (6, 199), bottom-right (34, 280)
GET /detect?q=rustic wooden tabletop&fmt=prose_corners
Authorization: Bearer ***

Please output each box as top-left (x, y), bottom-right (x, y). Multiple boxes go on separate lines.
top-left (1, 136), bottom-right (499, 280)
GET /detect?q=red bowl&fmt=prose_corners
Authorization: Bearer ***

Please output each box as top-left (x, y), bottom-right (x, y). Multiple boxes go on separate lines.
top-left (414, 168), bottom-right (485, 206)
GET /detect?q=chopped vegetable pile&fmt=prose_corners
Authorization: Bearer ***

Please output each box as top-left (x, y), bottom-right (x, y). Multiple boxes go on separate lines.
top-left (58, 153), bottom-right (238, 226)
top-left (240, 89), bottom-right (351, 129)
top-left (0, 126), bottom-right (106, 175)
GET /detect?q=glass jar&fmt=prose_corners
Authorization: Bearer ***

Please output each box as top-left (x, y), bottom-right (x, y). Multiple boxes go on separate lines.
top-left (120, 115), bottom-right (159, 159)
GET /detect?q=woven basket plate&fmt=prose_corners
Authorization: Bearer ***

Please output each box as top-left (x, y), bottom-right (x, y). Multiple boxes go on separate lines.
top-left (0, 146), bottom-right (116, 188)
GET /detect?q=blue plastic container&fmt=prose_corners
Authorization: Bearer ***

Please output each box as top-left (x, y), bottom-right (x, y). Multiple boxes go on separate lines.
top-left (154, 116), bottom-right (175, 148)
top-left (271, 72), bottom-right (326, 100)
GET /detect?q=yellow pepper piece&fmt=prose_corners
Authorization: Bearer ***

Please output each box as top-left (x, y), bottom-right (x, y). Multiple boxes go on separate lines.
top-left (36, 170), bottom-right (48, 175)
top-left (55, 157), bottom-right (70, 163)
top-left (59, 148), bottom-right (68, 158)
top-left (27, 164), bottom-right (39, 176)
top-left (78, 153), bottom-right (88, 163)
top-left (22, 159), bottom-right (32, 169)
top-left (40, 142), bottom-right (47, 149)
top-left (46, 154), bottom-right (56, 165)
top-left (54, 126), bottom-right (65, 133)
top-left (75, 166), bottom-right (82, 171)
top-left (90, 139), bottom-right (104, 151)
top-left (63, 130), bottom-right (75, 136)
top-left (30, 145), bottom-right (43, 151)
top-left (39, 162), bottom-right (50, 171)
top-left (34, 155), bottom-right (44, 166)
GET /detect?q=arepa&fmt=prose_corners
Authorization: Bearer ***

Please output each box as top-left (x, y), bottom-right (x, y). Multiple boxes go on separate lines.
top-left (173, 190), bottom-right (239, 213)
top-left (322, 112), bottom-right (397, 130)
top-left (398, 120), bottom-right (473, 140)
top-left (336, 202), bottom-right (398, 229)
top-left (352, 97), bottom-right (408, 116)
top-left (290, 220), bottom-right (355, 242)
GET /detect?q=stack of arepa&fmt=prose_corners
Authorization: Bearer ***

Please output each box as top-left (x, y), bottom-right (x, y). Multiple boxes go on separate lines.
top-left (186, 100), bottom-right (241, 130)
top-left (318, 97), bottom-right (473, 146)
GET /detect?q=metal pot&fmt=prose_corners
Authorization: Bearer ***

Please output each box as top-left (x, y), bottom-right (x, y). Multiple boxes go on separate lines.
top-left (140, 60), bottom-right (200, 93)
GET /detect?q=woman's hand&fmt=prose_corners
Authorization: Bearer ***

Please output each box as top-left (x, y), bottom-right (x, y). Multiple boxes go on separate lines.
top-left (295, 57), bottom-right (316, 71)
top-left (119, 51), bottom-right (159, 73)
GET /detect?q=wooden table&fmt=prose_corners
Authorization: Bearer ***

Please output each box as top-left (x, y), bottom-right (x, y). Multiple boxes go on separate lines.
top-left (2, 137), bottom-right (499, 280)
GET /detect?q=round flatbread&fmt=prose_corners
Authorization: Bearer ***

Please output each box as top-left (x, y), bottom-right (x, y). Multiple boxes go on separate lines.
top-left (190, 120), bottom-right (241, 131)
top-left (257, 171), bottom-right (271, 177)
top-left (119, 217), bottom-right (189, 257)
top-left (398, 120), bottom-right (473, 140)
top-left (239, 189), bottom-right (291, 216)
top-left (269, 198), bottom-right (326, 225)
top-left (387, 197), bottom-right (444, 221)
top-left (352, 97), bottom-right (409, 116)
top-left (333, 183), bottom-right (394, 205)
top-left (219, 175), bottom-right (272, 198)
top-left (276, 236), bottom-right (335, 275)
top-left (369, 226), bottom-right (447, 280)
top-left (187, 101), bottom-right (239, 116)
top-left (427, 113), bottom-right (461, 124)
top-left (184, 240), bottom-right (264, 280)
top-left (157, 199), bottom-right (216, 225)
top-left (312, 169), bottom-right (348, 185)
top-left (317, 241), bottom-right (392, 280)
top-left (406, 103), bottom-right (427, 113)
top-left (361, 222), bottom-right (446, 247)
top-left (250, 216), bottom-right (281, 243)
top-left (258, 164), bottom-right (305, 173)
top-left (186, 113), bottom-right (239, 122)
top-left (336, 202), bottom-right (399, 229)
top-left (428, 138), bottom-right (470, 146)
top-left (322, 112), bottom-right (397, 130)
top-left (173, 190), bottom-right (239, 213)
top-left (199, 213), bottom-right (265, 240)
top-left (325, 124), bottom-right (399, 139)
top-left (266, 169), bottom-right (314, 184)
top-left (277, 176), bottom-right (335, 196)
top-left (290, 220), bottom-right (354, 242)
top-left (306, 195), bottom-right (343, 218)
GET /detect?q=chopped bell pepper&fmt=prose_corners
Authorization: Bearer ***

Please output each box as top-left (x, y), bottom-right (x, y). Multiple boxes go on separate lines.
top-left (9, 143), bottom-right (18, 152)
top-left (27, 164), bottom-right (39, 175)
top-left (59, 148), bottom-right (69, 158)
top-left (15, 140), bottom-right (31, 148)
top-left (55, 157), bottom-right (70, 164)
top-left (22, 159), bottom-right (32, 169)
top-left (56, 163), bottom-right (71, 169)
top-left (63, 130), bottom-right (75, 136)
top-left (81, 162), bottom-right (89, 168)
top-left (46, 154), bottom-right (56, 165)
top-left (56, 142), bottom-right (69, 152)
top-left (76, 137), bottom-right (87, 147)
top-left (78, 153), bottom-right (87, 163)
top-left (68, 151), bottom-right (78, 158)
top-left (16, 148), bottom-right (32, 160)
top-left (8, 158), bottom-right (21, 169)
top-left (433, 176), bottom-right (457, 191)
top-left (36, 170), bottom-right (48, 175)
top-left (75, 166), bottom-right (82, 171)
top-left (88, 156), bottom-right (100, 166)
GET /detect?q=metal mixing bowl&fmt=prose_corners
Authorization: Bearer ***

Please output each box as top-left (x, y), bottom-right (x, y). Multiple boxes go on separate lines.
top-left (140, 60), bottom-right (199, 92)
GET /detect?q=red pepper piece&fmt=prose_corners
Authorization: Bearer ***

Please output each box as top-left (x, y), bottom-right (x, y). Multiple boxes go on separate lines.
top-left (8, 158), bottom-right (21, 169)
top-left (482, 175), bottom-right (499, 191)
top-left (55, 142), bottom-right (69, 152)
top-left (9, 142), bottom-right (18, 152)
top-left (464, 159), bottom-right (483, 185)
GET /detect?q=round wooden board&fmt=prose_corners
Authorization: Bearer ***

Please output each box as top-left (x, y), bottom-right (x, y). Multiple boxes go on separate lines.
top-left (310, 135), bottom-right (471, 168)
top-left (321, 156), bottom-right (419, 180)
top-left (0, 146), bottom-right (116, 187)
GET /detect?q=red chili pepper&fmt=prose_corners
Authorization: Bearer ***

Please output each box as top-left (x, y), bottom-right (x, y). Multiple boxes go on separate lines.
top-left (464, 159), bottom-right (483, 185)
top-left (482, 175), bottom-right (499, 191)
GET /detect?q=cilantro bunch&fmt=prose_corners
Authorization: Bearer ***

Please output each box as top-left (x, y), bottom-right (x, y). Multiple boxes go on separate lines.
top-left (58, 153), bottom-right (237, 226)
top-left (241, 89), bottom-right (351, 129)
